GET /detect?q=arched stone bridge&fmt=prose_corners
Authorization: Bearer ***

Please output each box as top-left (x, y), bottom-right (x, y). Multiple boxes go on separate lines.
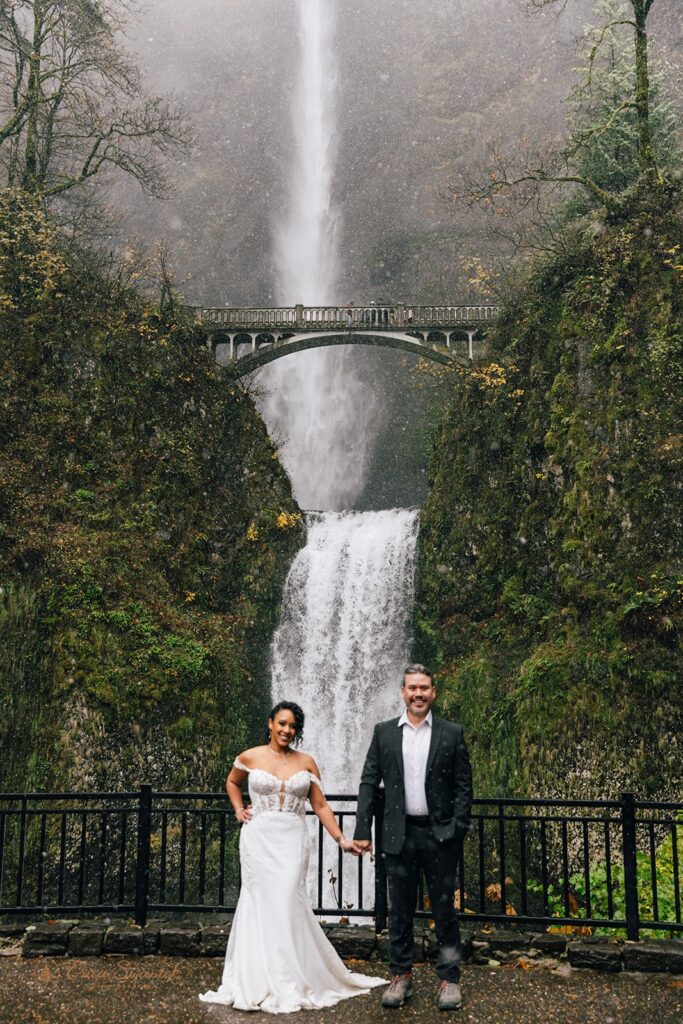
top-left (194, 303), bottom-right (498, 376)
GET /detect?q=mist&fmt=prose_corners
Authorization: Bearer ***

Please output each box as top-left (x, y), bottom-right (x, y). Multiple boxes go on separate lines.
top-left (114, 0), bottom-right (681, 508)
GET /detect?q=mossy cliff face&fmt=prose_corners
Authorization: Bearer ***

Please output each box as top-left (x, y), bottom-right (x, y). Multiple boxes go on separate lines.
top-left (0, 191), bottom-right (302, 793)
top-left (415, 188), bottom-right (683, 800)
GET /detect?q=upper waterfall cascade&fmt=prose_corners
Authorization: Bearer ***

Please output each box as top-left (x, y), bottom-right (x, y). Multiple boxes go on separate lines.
top-left (255, 0), bottom-right (382, 512)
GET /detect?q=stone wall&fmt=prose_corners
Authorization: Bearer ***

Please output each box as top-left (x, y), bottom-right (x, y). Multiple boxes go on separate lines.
top-left (1, 921), bottom-right (681, 975)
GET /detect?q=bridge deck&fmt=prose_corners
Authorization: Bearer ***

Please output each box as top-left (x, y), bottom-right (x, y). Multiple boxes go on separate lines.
top-left (189, 303), bottom-right (499, 375)
top-left (195, 302), bottom-right (498, 331)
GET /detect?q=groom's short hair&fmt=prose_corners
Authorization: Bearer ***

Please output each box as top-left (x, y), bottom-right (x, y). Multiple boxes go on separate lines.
top-left (403, 663), bottom-right (434, 684)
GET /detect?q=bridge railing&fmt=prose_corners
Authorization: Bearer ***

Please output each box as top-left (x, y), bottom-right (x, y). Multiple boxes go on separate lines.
top-left (1, 788), bottom-right (680, 938)
top-left (195, 304), bottom-right (499, 331)
top-left (201, 307), bottom-right (298, 328)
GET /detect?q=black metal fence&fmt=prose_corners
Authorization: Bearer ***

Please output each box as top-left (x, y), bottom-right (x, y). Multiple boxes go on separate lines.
top-left (0, 789), bottom-right (680, 939)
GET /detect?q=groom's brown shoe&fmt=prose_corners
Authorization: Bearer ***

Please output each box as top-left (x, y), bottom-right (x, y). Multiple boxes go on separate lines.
top-left (381, 972), bottom-right (414, 1008)
top-left (436, 980), bottom-right (462, 1010)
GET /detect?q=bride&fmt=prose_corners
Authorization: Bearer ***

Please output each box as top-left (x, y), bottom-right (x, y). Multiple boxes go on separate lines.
top-left (199, 700), bottom-right (386, 1013)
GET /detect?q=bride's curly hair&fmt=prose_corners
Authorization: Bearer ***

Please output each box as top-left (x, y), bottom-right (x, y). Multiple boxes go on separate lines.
top-left (266, 700), bottom-right (305, 747)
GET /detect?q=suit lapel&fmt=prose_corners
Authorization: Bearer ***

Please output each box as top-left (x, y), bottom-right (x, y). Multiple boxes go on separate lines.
top-left (392, 719), bottom-right (405, 786)
top-left (426, 715), bottom-right (443, 778)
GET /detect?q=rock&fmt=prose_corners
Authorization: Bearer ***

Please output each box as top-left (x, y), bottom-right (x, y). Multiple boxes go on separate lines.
top-left (103, 924), bottom-right (143, 955)
top-left (493, 950), bottom-right (520, 964)
top-left (567, 940), bottom-right (622, 972)
top-left (326, 926), bottom-right (376, 960)
top-left (143, 922), bottom-right (161, 955)
top-left (375, 932), bottom-right (391, 962)
top-left (68, 923), bottom-right (106, 957)
top-left (516, 956), bottom-right (537, 970)
top-left (201, 925), bottom-right (231, 957)
top-left (460, 927), bottom-right (475, 962)
top-left (472, 939), bottom-right (491, 964)
top-left (0, 924), bottom-right (26, 940)
top-left (623, 941), bottom-right (683, 974)
top-left (159, 924), bottom-right (201, 957)
top-left (488, 930), bottom-right (532, 953)
top-left (0, 942), bottom-right (23, 957)
top-left (23, 921), bottom-right (75, 957)
top-left (421, 928), bottom-right (438, 960)
top-left (531, 932), bottom-right (567, 955)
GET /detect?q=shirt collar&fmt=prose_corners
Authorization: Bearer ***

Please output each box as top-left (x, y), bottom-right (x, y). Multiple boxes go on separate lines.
top-left (398, 709), bottom-right (433, 730)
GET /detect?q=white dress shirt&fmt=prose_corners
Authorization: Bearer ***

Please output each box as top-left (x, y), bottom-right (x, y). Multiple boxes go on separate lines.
top-left (398, 709), bottom-right (432, 816)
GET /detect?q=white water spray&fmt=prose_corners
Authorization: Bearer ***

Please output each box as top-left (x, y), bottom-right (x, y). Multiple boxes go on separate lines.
top-left (270, 509), bottom-right (420, 789)
top-left (258, 5), bottom-right (422, 913)
top-left (256, 0), bottom-right (381, 511)
top-left (260, 3), bottom-right (421, 789)
top-left (275, 0), bottom-right (338, 303)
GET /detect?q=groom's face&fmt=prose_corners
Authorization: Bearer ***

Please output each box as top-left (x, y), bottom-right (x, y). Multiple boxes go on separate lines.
top-left (401, 672), bottom-right (436, 719)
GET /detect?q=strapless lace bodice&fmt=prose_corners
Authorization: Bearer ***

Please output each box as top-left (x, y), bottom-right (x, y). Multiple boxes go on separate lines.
top-left (234, 758), bottom-right (323, 818)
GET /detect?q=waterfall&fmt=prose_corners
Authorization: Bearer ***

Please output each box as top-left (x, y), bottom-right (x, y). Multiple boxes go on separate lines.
top-left (270, 509), bottom-right (420, 788)
top-left (259, 3), bottom-right (421, 785)
top-left (255, 3), bottom-right (421, 914)
top-left (274, 0), bottom-right (338, 304)
top-left (256, 0), bottom-right (381, 512)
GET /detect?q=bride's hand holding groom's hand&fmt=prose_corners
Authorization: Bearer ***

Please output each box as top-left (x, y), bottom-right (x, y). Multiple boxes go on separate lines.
top-left (339, 839), bottom-right (366, 856)
top-left (353, 839), bottom-right (373, 856)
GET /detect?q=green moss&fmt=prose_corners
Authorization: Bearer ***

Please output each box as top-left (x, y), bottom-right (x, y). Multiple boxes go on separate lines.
top-left (0, 190), bottom-right (302, 792)
top-left (416, 184), bottom-right (683, 800)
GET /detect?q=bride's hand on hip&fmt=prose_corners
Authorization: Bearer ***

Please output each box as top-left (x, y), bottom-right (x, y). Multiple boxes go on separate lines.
top-left (235, 806), bottom-right (252, 824)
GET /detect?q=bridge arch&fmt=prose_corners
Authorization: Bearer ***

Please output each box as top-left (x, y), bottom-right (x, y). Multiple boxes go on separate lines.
top-left (198, 302), bottom-right (498, 373)
top-left (212, 330), bottom-right (466, 377)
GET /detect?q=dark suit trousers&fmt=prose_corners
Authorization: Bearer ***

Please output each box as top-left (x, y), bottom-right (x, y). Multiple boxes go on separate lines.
top-left (383, 820), bottom-right (462, 982)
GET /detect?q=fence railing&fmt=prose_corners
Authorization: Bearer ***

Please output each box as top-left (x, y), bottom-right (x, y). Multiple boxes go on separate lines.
top-left (0, 789), bottom-right (680, 939)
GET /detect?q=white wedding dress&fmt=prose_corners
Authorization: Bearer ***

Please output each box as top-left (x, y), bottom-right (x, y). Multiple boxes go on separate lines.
top-left (199, 760), bottom-right (385, 1013)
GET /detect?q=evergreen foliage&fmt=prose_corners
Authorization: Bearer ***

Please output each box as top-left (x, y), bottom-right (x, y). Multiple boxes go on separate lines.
top-left (0, 189), bottom-right (302, 792)
top-left (565, 0), bottom-right (680, 217)
top-left (415, 184), bottom-right (683, 800)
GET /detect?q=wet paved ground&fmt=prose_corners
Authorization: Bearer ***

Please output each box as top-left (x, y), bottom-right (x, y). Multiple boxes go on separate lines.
top-left (1, 958), bottom-right (681, 1024)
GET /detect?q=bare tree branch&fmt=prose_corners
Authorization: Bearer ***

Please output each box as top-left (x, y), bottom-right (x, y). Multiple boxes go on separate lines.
top-left (450, 0), bottom-right (666, 239)
top-left (0, 0), bottom-right (190, 201)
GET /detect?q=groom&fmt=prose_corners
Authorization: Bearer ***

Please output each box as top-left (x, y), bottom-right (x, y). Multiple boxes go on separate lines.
top-left (354, 664), bottom-right (472, 1011)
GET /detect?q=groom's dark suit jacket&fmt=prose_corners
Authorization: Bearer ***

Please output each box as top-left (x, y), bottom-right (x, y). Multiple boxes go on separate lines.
top-left (354, 714), bottom-right (473, 855)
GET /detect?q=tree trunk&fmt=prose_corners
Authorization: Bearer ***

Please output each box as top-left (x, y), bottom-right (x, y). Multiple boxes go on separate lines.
top-left (632, 0), bottom-right (657, 178)
top-left (22, 2), bottom-right (44, 193)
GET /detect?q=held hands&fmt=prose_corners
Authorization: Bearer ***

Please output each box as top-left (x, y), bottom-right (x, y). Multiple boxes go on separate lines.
top-left (353, 839), bottom-right (373, 856)
top-left (339, 836), bottom-right (372, 856)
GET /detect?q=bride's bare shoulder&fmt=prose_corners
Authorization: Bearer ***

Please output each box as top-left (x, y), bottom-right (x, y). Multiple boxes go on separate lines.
top-left (298, 752), bottom-right (321, 777)
top-left (236, 745), bottom-right (269, 767)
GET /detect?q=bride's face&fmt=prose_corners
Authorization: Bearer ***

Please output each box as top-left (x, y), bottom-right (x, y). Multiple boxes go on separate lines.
top-left (269, 709), bottom-right (298, 749)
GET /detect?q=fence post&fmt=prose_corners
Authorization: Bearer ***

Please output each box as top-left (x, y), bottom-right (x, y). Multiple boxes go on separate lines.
top-left (295, 303), bottom-right (304, 329)
top-left (620, 792), bottom-right (639, 940)
top-left (135, 785), bottom-right (153, 928)
top-left (16, 795), bottom-right (27, 907)
top-left (373, 789), bottom-right (387, 934)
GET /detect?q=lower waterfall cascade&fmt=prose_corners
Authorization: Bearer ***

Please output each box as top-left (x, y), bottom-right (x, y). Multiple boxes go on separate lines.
top-left (269, 508), bottom-right (420, 789)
